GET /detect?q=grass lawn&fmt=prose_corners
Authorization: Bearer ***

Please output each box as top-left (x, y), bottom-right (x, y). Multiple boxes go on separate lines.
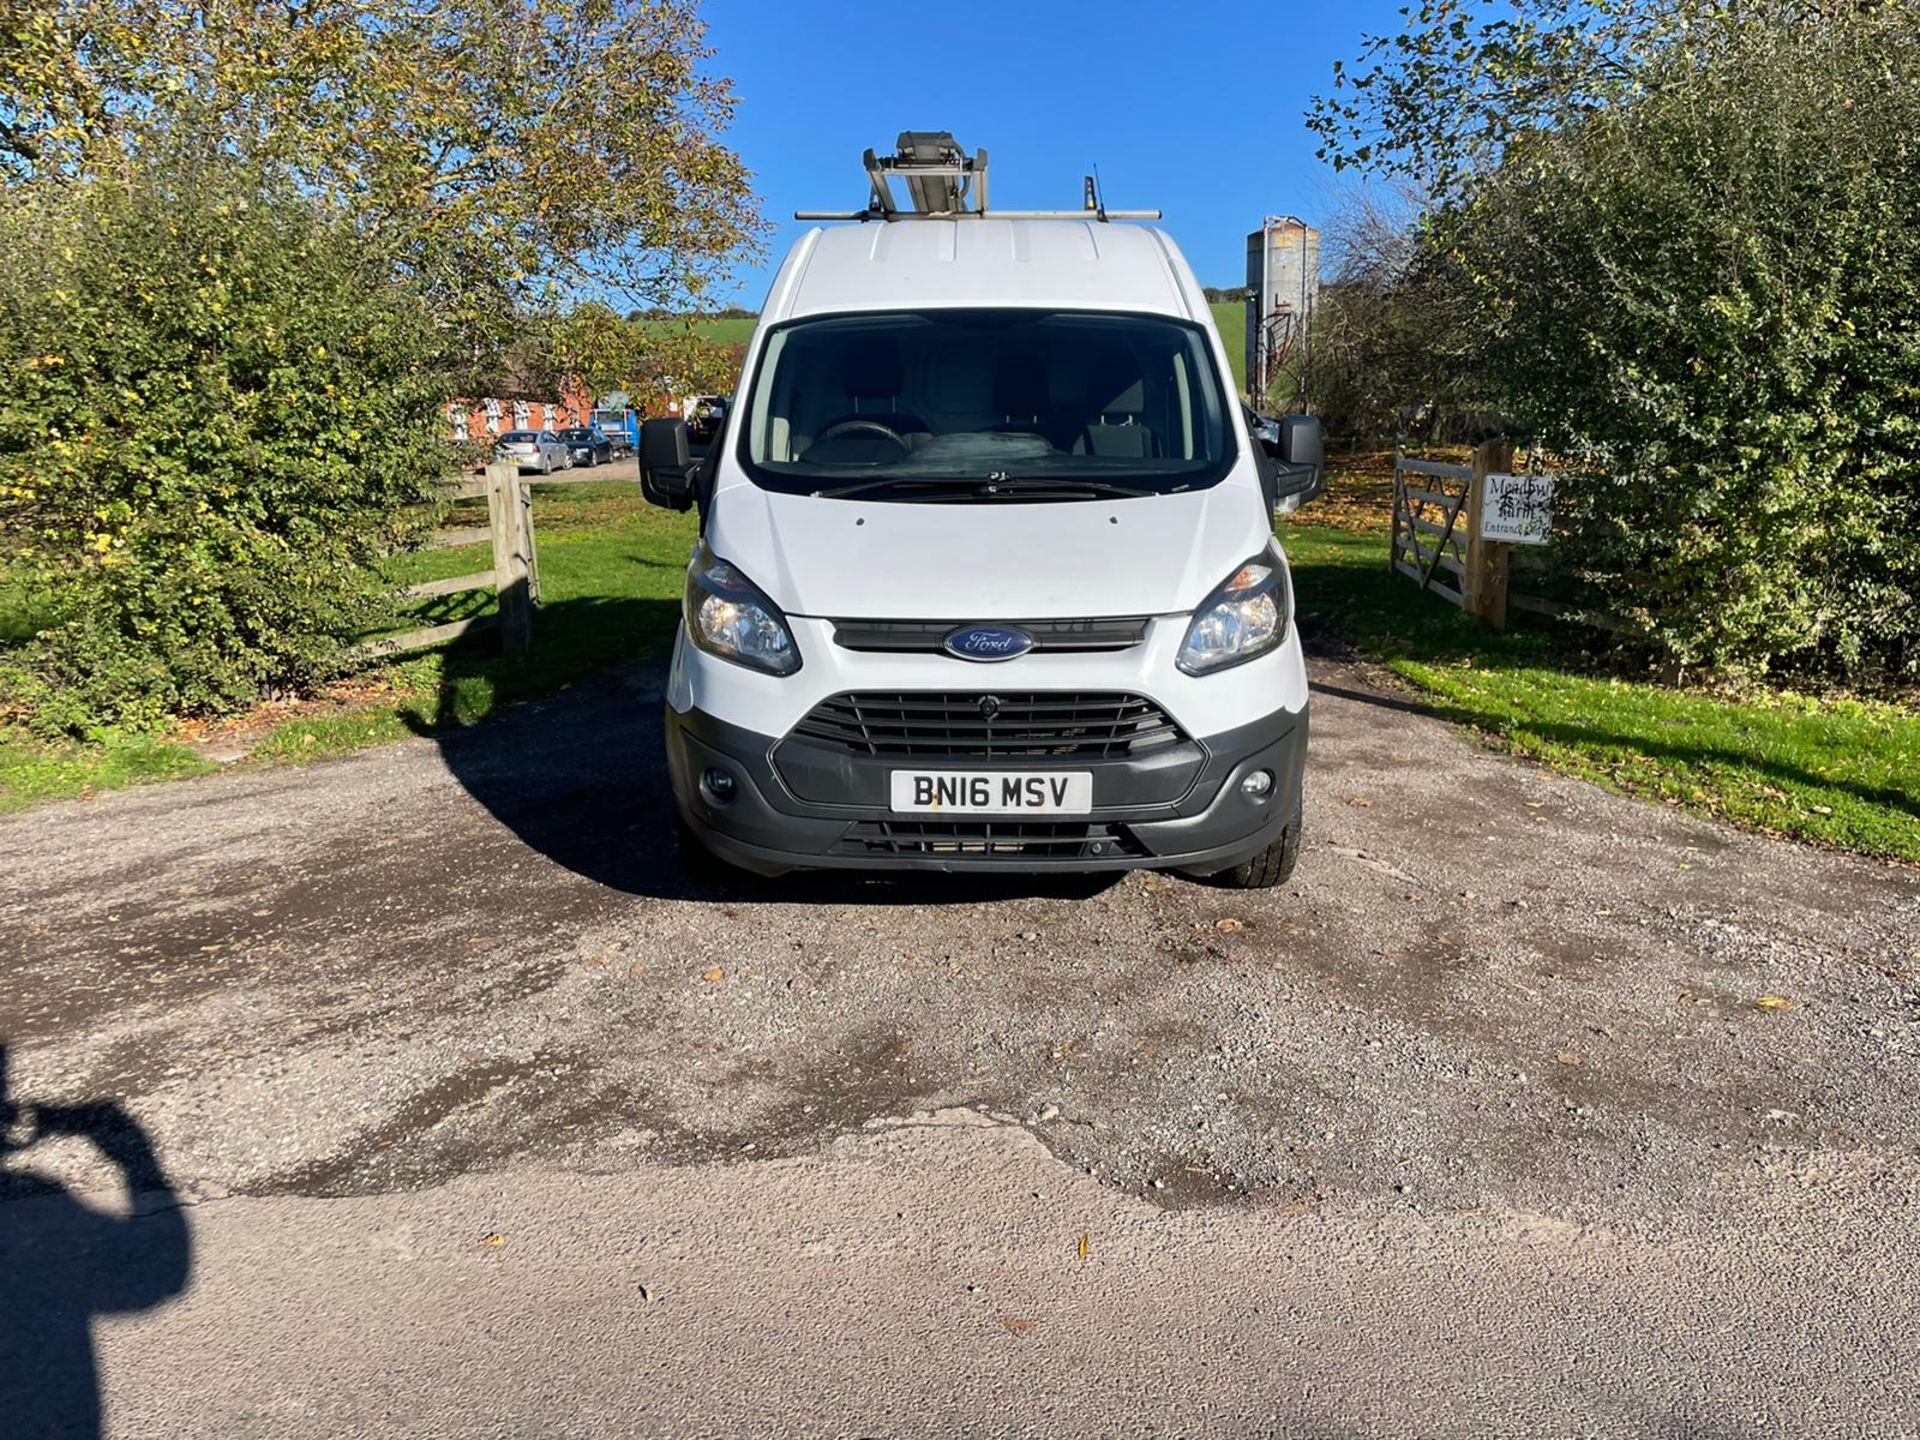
top-left (249, 481), bottom-right (694, 758)
top-left (1211, 301), bottom-right (1247, 394)
top-left (0, 730), bottom-right (217, 811)
top-left (0, 481), bottom-right (697, 810)
top-left (1282, 470), bottom-right (1920, 864)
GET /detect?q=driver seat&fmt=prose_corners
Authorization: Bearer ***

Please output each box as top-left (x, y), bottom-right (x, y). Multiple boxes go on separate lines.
top-left (816, 335), bottom-right (930, 449)
top-left (1077, 360), bottom-right (1156, 458)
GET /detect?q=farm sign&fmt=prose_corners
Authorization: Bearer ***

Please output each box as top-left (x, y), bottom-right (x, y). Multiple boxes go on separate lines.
top-left (1479, 472), bottom-right (1556, 545)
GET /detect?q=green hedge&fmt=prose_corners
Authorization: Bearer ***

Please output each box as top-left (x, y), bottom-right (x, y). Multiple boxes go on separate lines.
top-left (1444, 11), bottom-right (1920, 683)
top-left (0, 155), bottom-right (454, 733)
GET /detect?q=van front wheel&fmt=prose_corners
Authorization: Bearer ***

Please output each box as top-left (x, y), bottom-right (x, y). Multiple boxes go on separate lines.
top-left (1209, 807), bottom-right (1302, 890)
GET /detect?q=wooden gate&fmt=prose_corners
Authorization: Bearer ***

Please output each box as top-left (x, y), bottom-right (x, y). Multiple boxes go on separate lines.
top-left (1389, 452), bottom-right (1476, 609)
top-left (1391, 440), bottom-right (1622, 633)
top-left (1390, 439), bottom-right (1527, 627)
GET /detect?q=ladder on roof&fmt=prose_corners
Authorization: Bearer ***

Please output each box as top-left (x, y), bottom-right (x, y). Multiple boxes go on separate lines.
top-left (795, 131), bottom-right (1161, 223)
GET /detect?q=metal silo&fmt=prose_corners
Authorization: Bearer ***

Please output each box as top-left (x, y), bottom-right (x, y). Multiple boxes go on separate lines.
top-left (1244, 216), bottom-right (1320, 404)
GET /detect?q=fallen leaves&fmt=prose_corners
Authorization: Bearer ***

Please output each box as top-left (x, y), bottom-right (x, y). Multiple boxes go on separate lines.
top-left (1755, 995), bottom-right (1796, 1012)
top-left (701, 966), bottom-right (726, 983)
top-left (1215, 917), bottom-right (1247, 934)
top-left (997, 1317), bottom-right (1039, 1336)
top-left (1076, 1232), bottom-right (1090, 1262)
top-left (479, 1232), bottom-right (507, 1249)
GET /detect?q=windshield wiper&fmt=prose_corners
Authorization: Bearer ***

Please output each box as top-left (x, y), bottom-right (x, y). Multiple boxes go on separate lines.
top-left (815, 477), bottom-right (995, 500)
top-left (816, 475), bottom-right (1152, 501)
top-left (979, 477), bottom-right (1153, 499)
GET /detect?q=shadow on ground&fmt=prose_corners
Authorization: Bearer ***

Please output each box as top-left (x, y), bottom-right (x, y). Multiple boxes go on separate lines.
top-left (419, 653), bottom-right (1122, 907)
top-left (0, 1044), bottom-right (190, 1439)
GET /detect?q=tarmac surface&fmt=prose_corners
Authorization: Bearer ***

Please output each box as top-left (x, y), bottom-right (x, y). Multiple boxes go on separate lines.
top-left (3, 651), bottom-right (1917, 1436)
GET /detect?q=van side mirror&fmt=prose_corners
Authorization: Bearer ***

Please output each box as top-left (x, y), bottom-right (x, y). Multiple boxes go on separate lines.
top-left (640, 417), bottom-right (694, 511)
top-left (1263, 414), bottom-right (1324, 511)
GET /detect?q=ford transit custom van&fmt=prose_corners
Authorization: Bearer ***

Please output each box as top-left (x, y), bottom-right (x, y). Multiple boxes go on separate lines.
top-left (642, 137), bottom-right (1321, 887)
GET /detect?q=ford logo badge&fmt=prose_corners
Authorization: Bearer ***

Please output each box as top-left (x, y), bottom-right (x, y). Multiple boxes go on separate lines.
top-left (942, 625), bottom-right (1034, 663)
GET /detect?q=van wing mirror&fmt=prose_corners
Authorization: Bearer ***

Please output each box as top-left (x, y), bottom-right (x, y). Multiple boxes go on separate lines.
top-left (639, 417), bottom-right (694, 511)
top-left (1264, 413), bottom-right (1324, 511)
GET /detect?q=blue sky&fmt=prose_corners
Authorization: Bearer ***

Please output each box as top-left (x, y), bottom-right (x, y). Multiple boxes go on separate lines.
top-left (702, 0), bottom-right (1407, 304)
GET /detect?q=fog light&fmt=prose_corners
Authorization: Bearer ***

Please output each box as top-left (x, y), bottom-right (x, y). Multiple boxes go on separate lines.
top-left (701, 767), bottom-right (737, 804)
top-left (1241, 770), bottom-right (1274, 799)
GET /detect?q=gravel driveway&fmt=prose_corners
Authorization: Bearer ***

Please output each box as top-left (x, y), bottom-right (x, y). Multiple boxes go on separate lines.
top-left (3, 653), bottom-right (1917, 1436)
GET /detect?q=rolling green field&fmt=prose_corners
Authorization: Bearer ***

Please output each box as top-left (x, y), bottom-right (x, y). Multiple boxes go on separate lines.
top-left (640, 314), bottom-right (758, 347)
top-left (1211, 300), bottom-right (1248, 394)
top-left (690, 315), bottom-right (758, 346)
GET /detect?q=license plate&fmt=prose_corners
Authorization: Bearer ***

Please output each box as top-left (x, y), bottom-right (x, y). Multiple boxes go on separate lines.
top-left (889, 770), bottom-right (1093, 816)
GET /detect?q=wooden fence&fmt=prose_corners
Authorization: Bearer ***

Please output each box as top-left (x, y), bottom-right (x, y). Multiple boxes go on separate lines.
top-left (1390, 440), bottom-right (1615, 631)
top-left (357, 462), bottom-right (540, 662)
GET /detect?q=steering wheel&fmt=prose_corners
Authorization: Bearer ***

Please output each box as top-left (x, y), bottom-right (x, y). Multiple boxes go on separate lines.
top-left (815, 417), bottom-right (915, 451)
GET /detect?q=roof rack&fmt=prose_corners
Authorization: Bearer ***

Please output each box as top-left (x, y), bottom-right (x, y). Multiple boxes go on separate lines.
top-left (795, 131), bottom-right (1161, 223)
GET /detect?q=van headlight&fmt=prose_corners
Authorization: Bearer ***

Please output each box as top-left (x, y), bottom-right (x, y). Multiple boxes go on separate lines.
top-left (684, 543), bottom-right (801, 676)
top-left (1176, 552), bottom-right (1290, 676)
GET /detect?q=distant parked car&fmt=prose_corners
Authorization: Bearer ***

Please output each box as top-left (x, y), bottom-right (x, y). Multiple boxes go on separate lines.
top-left (686, 395), bottom-right (728, 445)
top-left (496, 429), bottom-right (574, 475)
top-left (557, 426), bottom-right (614, 468)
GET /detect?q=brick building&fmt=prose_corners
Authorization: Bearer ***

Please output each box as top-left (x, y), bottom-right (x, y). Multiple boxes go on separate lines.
top-left (446, 373), bottom-right (596, 443)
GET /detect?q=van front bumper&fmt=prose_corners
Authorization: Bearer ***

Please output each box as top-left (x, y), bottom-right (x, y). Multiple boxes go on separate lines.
top-left (666, 701), bottom-right (1307, 877)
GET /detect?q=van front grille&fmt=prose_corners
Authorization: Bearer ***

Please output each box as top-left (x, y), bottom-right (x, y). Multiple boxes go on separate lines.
top-left (831, 819), bottom-right (1145, 860)
top-left (789, 692), bottom-right (1184, 759)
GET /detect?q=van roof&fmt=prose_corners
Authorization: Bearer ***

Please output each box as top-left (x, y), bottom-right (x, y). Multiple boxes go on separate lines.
top-left (766, 219), bottom-right (1200, 325)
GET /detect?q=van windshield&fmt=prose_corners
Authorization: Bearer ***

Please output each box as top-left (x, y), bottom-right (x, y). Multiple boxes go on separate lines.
top-left (737, 310), bottom-right (1235, 499)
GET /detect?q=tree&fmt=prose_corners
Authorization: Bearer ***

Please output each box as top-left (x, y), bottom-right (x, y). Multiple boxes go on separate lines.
top-left (2, 0), bottom-right (762, 358)
top-left (1305, 182), bottom-right (1488, 447)
top-left (1446, 7), bottom-right (1920, 679)
top-left (0, 0), bottom-right (764, 730)
top-left (545, 306), bottom-right (744, 403)
top-left (1306, 0), bottom-right (1891, 197)
top-left (0, 153), bottom-right (454, 731)
top-left (1315, 0), bottom-right (1920, 680)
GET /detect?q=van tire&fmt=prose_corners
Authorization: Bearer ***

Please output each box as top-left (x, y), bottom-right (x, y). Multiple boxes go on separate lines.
top-left (1213, 806), bottom-right (1302, 889)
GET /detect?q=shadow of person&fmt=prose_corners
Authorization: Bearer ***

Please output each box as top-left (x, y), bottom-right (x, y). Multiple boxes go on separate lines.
top-left (0, 1044), bottom-right (191, 1439)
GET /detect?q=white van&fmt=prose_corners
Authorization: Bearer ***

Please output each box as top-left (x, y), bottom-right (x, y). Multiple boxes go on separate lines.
top-left (641, 139), bottom-right (1321, 887)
